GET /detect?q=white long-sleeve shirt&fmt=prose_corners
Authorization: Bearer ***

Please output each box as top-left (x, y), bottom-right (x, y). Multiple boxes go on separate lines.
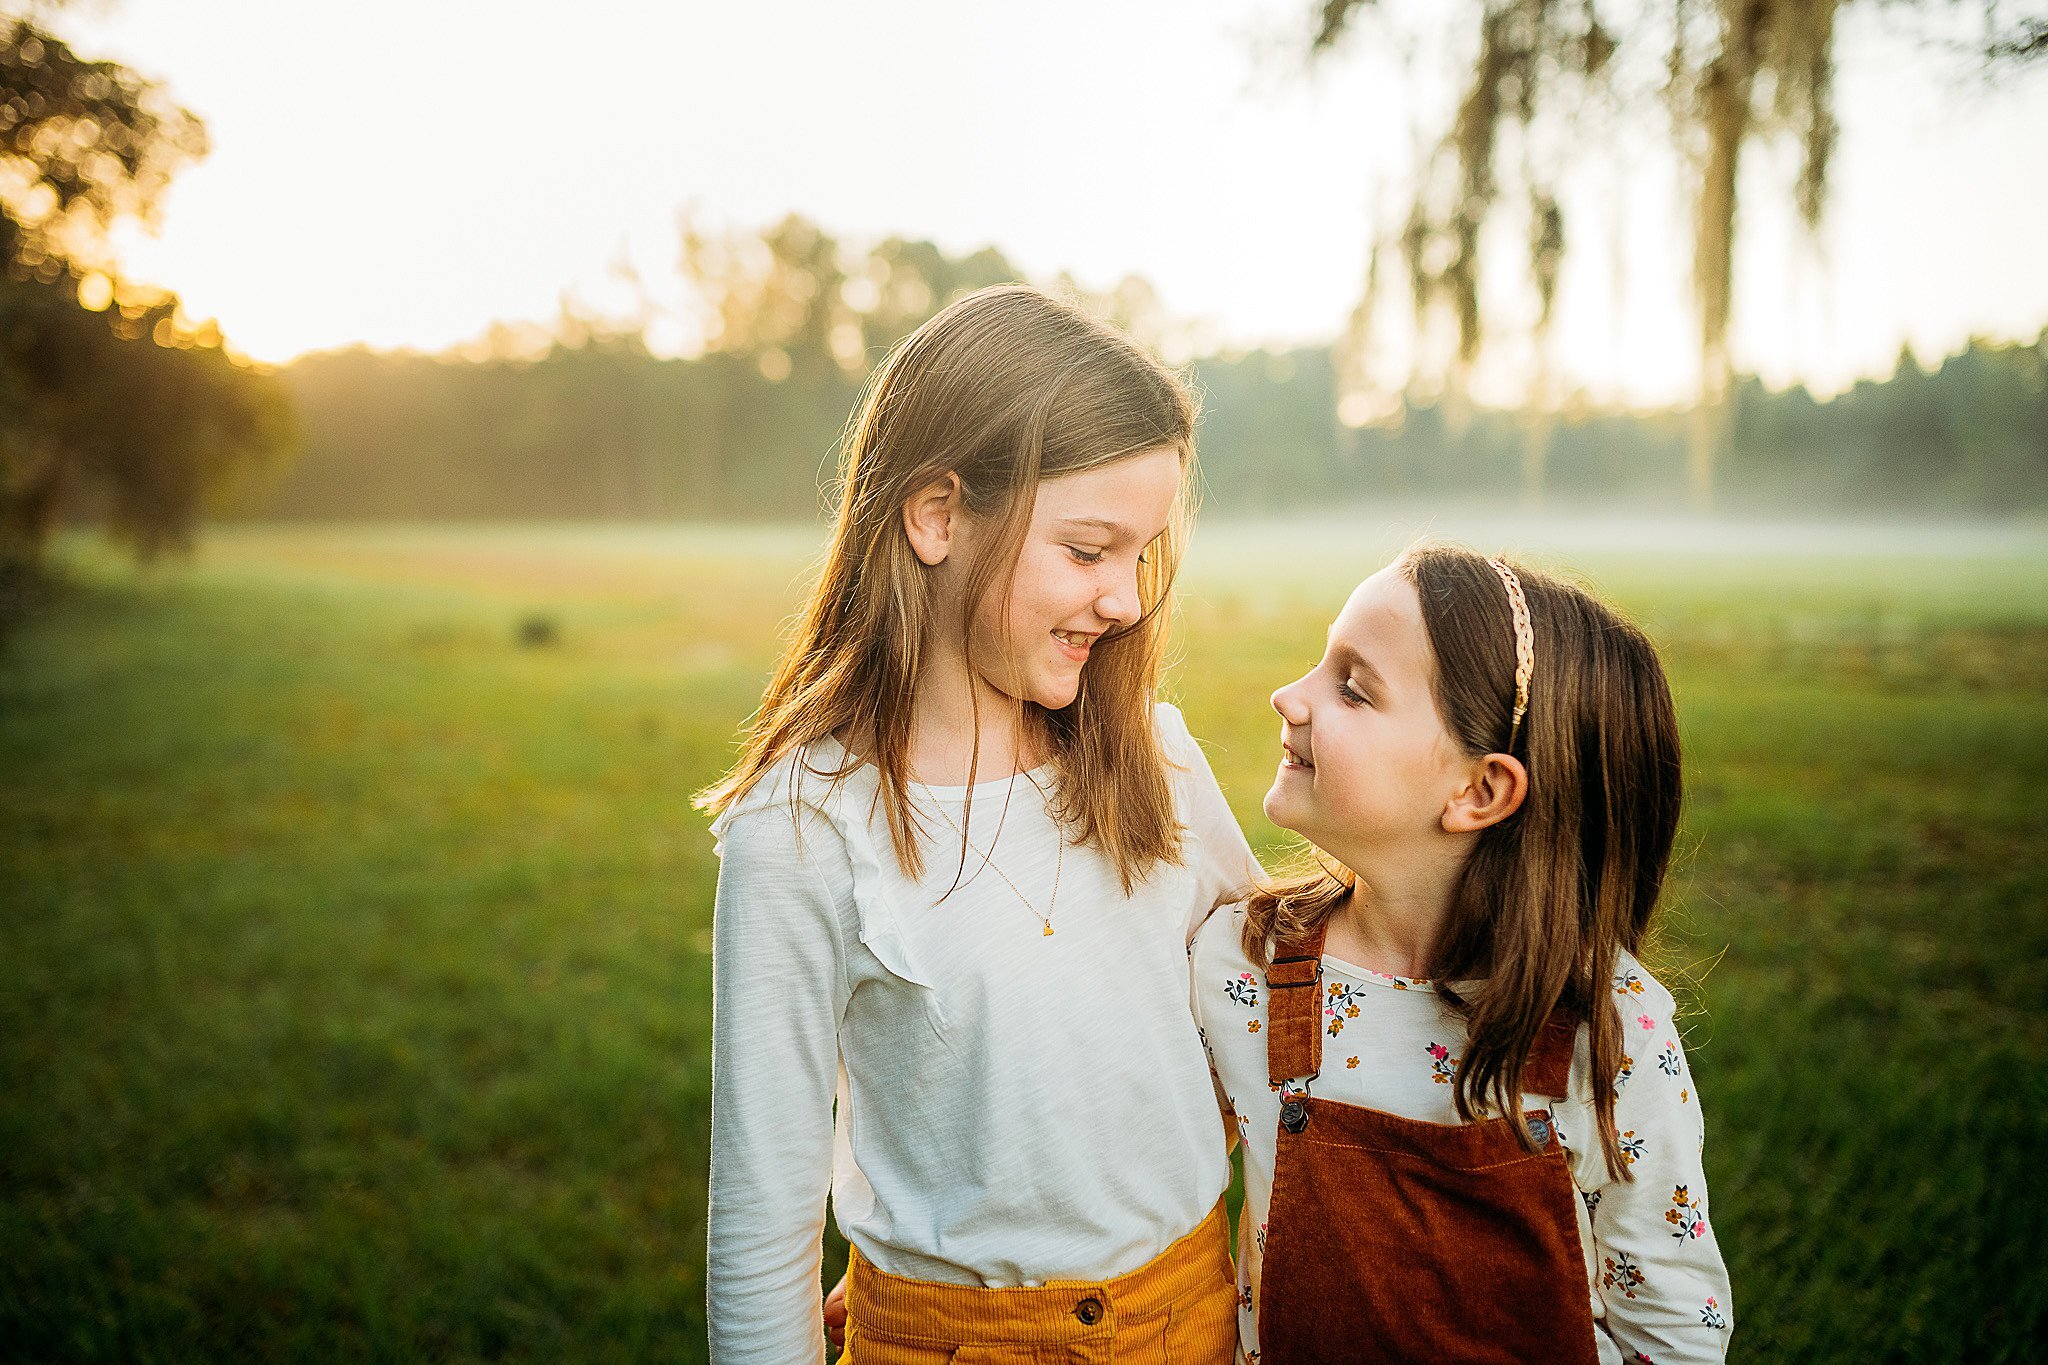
top-left (1191, 904), bottom-right (1734, 1364)
top-left (707, 703), bottom-right (1259, 1365)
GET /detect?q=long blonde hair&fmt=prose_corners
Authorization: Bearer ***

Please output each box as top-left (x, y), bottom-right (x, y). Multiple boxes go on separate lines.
top-left (695, 285), bottom-right (1198, 891)
top-left (1243, 543), bottom-right (1684, 1180)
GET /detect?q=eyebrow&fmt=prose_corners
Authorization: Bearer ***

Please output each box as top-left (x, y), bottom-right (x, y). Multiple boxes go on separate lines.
top-left (1327, 637), bottom-right (1390, 693)
top-left (1053, 517), bottom-right (1139, 541)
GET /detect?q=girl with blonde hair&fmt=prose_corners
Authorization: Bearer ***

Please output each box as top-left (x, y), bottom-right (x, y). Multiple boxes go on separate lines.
top-left (700, 286), bottom-right (1253, 1363)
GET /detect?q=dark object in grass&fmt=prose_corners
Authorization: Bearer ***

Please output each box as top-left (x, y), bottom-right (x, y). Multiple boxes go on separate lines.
top-left (0, 557), bottom-right (61, 649)
top-left (516, 613), bottom-right (559, 649)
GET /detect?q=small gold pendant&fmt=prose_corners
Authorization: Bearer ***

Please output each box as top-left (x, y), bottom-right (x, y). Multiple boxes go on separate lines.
top-left (1042, 923), bottom-right (1055, 936)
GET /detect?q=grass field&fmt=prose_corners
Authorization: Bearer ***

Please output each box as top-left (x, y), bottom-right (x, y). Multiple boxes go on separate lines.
top-left (4, 516), bottom-right (2046, 1362)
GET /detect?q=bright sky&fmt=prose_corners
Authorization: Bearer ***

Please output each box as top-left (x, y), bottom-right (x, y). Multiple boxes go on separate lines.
top-left (55, 0), bottom-right (2048, 405)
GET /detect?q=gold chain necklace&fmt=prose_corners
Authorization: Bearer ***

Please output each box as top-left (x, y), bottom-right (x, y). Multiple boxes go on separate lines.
top-left (917, 770), bottom-right (1064, 937)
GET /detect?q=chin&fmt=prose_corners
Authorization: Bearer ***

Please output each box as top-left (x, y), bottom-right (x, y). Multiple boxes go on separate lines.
top-left (1035, 680), bottom-right (1082, 711)
top-left (1264, 790), bottom-right (1323, 846)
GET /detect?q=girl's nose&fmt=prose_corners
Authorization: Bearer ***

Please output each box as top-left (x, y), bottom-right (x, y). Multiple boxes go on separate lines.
top-left (1272, 677), bottom-right (1309, 723)
top-left (1094, 561), bottom-right (1141, 628)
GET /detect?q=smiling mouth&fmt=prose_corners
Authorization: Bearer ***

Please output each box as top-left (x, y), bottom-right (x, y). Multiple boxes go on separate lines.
top-left (1052, 629), bottom-right (1097, 657)
top-left (1282, 742), bottom-right (1313, 770)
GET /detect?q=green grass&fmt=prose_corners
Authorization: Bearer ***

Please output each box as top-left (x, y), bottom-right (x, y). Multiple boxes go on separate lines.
top-left (4, 519), bottom-right (2045, 1362)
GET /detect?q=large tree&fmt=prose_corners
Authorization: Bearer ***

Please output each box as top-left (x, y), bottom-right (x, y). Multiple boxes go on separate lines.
top-left (0, 12), bottom-right (293, 586)
top-left (1311, 0), bottom-right (2048, 505)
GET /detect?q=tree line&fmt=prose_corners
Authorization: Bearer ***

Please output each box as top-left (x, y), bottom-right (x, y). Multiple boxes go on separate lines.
top-left (6, 4), bottom-right (2045, 632)
top-left (253, 311), bottom-right (2047, 523)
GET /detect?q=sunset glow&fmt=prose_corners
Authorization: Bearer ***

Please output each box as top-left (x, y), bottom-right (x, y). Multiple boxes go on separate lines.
top-left (59, 0), bottom-right (2048, 406)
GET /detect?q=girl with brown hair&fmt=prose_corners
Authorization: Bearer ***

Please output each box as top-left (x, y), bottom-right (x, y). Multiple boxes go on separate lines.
top-left (698, 285), bottom-right (1253, 1363)
top-left (1191, 544), bottom-right (1732, 1364)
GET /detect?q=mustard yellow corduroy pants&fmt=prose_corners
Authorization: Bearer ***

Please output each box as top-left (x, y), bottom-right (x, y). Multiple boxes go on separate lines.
top-left (842, 1200), bottom-right (1238, 1364)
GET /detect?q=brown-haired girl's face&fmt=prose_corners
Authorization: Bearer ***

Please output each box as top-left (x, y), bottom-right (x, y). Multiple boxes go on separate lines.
top-left (967, 445), bottom-right (1181, 712)
top-left (1265, 565), bottom-right (1472, 862)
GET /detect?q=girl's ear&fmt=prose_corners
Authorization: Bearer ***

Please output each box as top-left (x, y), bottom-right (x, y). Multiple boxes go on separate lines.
top-left (902, 471), bottom-right (964, 567)
top-left (1442, 753), bottom-right (1529, 834)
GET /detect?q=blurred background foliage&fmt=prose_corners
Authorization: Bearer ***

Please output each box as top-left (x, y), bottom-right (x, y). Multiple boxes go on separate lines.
top-left (1311, 0), bottom-right (2048, 501)
top-left (265, 236), bottom-right (2048, 522)
top-left (0, 12), bottom-right (292, 605)
top-left (0, 0), bottom-right (2044, 611)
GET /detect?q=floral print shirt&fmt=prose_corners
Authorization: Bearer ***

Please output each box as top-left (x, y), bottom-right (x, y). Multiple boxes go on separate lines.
top-left (1191, 904), bottom-right (1733, 1365)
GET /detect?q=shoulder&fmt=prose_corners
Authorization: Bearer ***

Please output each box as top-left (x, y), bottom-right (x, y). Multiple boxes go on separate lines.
top-left (1151, 698), bottom-right (1197, 759)
top-left (1189, 903), bottom-right (1271, 1049)
top-left (707, 741), bottom-right (859, 858)
top-left (1569, 950), bottom-right (1695, 1111)
top-left (1148, 700), bottom-right (1205, 813)
top-left (1190, 898), bottom-right (1256, 974)
top-left (1151, 699), bottom-right (1228, 796)
top-left (1605, 949), bottom-right (1680, 1027)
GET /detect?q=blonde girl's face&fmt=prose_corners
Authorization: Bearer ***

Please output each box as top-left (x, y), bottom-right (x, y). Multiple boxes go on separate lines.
top-left (1264, 565), bottom-right (1471, 861)
top-left (970, 445), bottom-right (1181, 712)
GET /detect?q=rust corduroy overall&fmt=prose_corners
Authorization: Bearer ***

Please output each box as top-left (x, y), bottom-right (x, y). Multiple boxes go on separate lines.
top-left (1256, 925), bottom-right (1600, 1364)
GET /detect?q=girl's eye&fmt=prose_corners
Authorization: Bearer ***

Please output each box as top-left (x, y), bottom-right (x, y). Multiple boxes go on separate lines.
top-left (1337, 679), bottom-right (1369, 706)
top-left (1066, 546), bottom-right (1106, 565)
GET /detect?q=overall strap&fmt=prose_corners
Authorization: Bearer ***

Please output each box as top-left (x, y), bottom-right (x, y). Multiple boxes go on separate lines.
top-left (1523, 1008), bottom-right (1580, 1100)
top-left (1264, 922), bottom-right (1328, 1088)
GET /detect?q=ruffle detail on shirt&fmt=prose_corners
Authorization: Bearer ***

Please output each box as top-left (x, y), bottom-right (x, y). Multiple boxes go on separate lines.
top-left (812, 785), bottom-right (938, 992)
top-left (708, 748), bottom-right (937, 992)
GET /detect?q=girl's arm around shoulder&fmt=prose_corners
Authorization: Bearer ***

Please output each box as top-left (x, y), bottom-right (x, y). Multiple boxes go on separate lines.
top-left (1573, 965), bottom-right (1734, 1364)
top-left (706, 798), bottom-right (854, 1365)
top-left (1186, 902), bottom-right (1252, 1154)
top-left (1153, 702), bottom-right (1263, 939)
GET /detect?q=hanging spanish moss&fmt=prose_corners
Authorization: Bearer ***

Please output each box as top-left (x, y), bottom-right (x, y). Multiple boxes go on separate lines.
top-left (1312, 0), bottom-right (2025, 505)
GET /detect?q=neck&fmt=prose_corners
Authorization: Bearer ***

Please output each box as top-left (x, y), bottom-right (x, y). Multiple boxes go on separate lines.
top-left (1322, 841), bottom-right (1465, 980)
top-left (907, 638), bottom-right (1039, 785)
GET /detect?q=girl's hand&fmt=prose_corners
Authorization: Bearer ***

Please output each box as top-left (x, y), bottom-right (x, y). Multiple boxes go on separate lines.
top-left (824, 1272), bottom-right (849, 1351)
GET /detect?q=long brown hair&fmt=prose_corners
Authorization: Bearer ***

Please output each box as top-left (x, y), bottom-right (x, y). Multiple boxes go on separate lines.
top-left (695, 285), bottom-right (1198, 891)
top-left (1243, 542), bottom-right (1683, 1180)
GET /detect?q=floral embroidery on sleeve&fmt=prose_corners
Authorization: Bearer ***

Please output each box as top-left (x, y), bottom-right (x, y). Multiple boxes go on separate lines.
top-left (1666, 1185), bottom-right (1706, 1241)
top-left (1615, 969), bottom-right (1646, 997)
top-left (1602, 1253), bottom-right (1645, 1298)
top-left (1586, 981), bottom-right (1733, 1363)
top-left (1224, 972), bottom-right (1259, 1007)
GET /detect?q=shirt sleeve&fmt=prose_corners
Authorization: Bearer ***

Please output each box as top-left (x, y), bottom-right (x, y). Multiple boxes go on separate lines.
top-left (1186, 905), bottom-right (1241, 1151)
top-left (1578, 1001), bottom-right (1734, 1364)
top-left (1157, 702), bottom-right (1264, 941)
top-left (706, 801), bottom-right (852, 1365)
